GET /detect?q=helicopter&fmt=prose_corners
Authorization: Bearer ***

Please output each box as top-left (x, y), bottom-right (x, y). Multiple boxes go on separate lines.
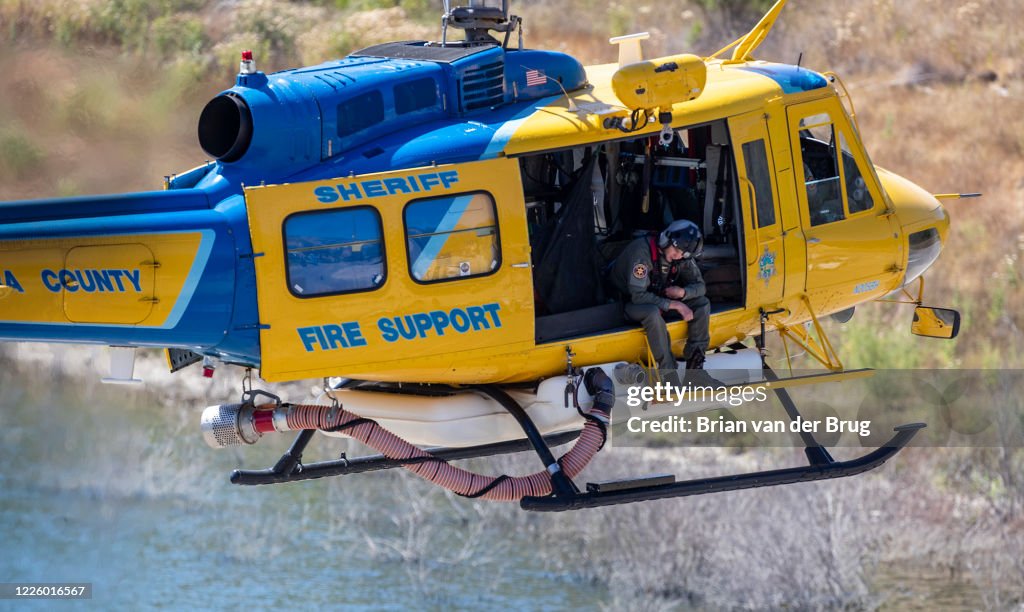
top-left (0, 0), bottom-right (975, 510)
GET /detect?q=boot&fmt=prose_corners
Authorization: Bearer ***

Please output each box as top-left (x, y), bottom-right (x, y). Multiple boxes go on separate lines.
top-left (683, 350), bottom-right (724, 387)
top-left (685, 351), bottom-right (706, 370)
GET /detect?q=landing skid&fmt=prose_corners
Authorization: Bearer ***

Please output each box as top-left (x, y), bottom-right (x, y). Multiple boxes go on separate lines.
top-left (518, 360), bottom-right (924, 509)
top-left (521, 423), bottom-right (924, 511)
top-left (224, 366), bottom-right (925, 510)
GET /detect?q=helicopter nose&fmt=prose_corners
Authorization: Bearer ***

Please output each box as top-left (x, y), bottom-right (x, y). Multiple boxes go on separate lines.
top-left (875, 168), bottom-right (950, 286)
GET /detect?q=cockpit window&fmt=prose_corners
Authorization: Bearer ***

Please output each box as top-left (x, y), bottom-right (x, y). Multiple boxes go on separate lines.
top-left (799, 113), bottom-right (844, 226)
top-left (800, 113), bottom-right (832, 142)
top-left (795, 109), bottom-right (877, 225)
top-left (840, 132), bottom-right (874, 213)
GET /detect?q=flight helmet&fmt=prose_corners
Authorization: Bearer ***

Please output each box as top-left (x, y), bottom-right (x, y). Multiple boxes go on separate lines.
top-left (658, 219), bottom-right (703, 259)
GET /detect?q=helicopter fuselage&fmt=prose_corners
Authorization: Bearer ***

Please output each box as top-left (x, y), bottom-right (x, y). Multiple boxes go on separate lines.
top-left (0, 42), bottom-right (949, 384)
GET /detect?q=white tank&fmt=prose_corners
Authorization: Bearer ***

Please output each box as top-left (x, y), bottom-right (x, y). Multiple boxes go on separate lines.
top-left (318, 348), bottom-right (765, 448)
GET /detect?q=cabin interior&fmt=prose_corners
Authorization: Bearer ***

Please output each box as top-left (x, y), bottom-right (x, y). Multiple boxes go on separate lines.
top-left (519, 119), bottom-right (747, 344)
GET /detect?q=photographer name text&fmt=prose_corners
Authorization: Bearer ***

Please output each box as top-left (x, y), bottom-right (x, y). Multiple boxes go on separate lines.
top-left (626, 415), bottom-right (871, 437)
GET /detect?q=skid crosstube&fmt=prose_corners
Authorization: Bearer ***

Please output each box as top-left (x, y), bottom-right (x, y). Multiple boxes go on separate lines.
top-left (230, 430), bottom-right (582, 486)
top-left (519, 423), bottom-right (925, 512)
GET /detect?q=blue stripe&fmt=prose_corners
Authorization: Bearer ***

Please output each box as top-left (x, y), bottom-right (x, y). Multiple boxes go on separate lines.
top-left (411, 195), bottom-right (473, 279)
top-left (480, 95), bottom-right (560, 160)
top-left (162, 229), bottom-right (215, 328)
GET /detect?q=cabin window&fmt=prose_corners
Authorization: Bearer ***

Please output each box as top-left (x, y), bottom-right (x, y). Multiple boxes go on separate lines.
top-left (395, 78), bottom-right (439, 115)
top-left (283, 207), bottom-right (386, 297)
top-left (404, 192), bottom-right (500, 283)
top-left (337, 90), bottom-right (385, 138)
top-left (742, 139), bottom-right (776, 228)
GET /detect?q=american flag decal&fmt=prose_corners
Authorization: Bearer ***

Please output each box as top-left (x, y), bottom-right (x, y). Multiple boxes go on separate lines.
top-left (525, 69), bottom-right (546, 87)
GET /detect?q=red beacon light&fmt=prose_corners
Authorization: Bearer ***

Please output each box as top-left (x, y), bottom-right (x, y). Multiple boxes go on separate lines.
top-left (239, 50), bottom-right (256, 75)
top-left (202, 356), bottom-right (217, 378)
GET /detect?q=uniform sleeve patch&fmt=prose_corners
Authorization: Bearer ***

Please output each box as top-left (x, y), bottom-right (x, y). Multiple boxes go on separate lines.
top-left (633, 263), bottom-right (648, 279)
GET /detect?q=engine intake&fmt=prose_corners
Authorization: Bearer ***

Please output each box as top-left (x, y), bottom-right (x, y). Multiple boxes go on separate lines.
top-left (198, 93), bottom-right (253, 163)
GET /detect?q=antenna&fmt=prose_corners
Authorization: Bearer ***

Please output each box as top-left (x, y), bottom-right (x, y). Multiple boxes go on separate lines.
top-left (609, 32), bottom-right (650, 67)
top-left (522, 65), bottom-right (578, 112)
top-left (797, 52), bottom-right (803, 68)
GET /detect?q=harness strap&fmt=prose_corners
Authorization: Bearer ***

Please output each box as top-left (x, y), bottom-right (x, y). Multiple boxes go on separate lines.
top-left (646, 235), bottom-right (677, 294)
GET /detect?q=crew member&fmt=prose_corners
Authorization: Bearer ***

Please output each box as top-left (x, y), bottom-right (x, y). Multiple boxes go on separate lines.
top-left (610, 219), bottom-right (711, 373)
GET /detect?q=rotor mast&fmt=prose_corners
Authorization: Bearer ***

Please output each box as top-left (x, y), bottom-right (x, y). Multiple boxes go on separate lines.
top-left (441, 0), bottom-right (522, 48)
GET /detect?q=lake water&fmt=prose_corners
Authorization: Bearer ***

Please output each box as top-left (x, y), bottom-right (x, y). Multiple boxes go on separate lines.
top-left (0, 359), bottom-right (1014, 610)
top-left (0, 367), bottom-right (608, 610)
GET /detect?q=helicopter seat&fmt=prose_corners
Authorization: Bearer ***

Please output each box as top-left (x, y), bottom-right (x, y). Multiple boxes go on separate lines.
top-left (700, 242), bottom-right (735, 261)
top-left (535, 302), bottom-right (626, 344)
top-left (697, 242), bottom-right (742, 305)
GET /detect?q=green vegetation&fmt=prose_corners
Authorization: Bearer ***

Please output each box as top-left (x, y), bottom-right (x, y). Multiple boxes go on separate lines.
top-left (0, 127), bottom-right (43, 179)
top-left (0, 0), bottom-right (435, 76)
top-left (150, 13), bottom-right (206, 57)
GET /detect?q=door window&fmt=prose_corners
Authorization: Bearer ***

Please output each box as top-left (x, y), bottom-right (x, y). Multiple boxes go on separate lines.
top-left (404, 192), bottom-right (500, 283)
top-left (798, 113), bottom-right (844, 226)
top-left (796, 110), bottom-right (877, 225)
top-left (741, 139), bottom-right (776, 228)
top-left (284, 206), bottom-right (385, 297)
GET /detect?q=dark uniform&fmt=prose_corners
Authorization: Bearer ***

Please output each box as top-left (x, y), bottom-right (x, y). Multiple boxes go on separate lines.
top-left (609, 235), bottom-right (711, 370)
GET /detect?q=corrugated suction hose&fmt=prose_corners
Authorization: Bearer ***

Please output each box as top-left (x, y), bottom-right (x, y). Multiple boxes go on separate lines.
top-left (272, 369), bottom-right (612, 501)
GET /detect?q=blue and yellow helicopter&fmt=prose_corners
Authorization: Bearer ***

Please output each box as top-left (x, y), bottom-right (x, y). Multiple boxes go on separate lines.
top-left (0, 0), bottom-right (971, 509)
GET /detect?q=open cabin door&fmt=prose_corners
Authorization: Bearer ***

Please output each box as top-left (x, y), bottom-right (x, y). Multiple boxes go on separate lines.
top-left (245, 158), bottom-right (535, 382)
top-left (730, 111), bottom-right (785, 306)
